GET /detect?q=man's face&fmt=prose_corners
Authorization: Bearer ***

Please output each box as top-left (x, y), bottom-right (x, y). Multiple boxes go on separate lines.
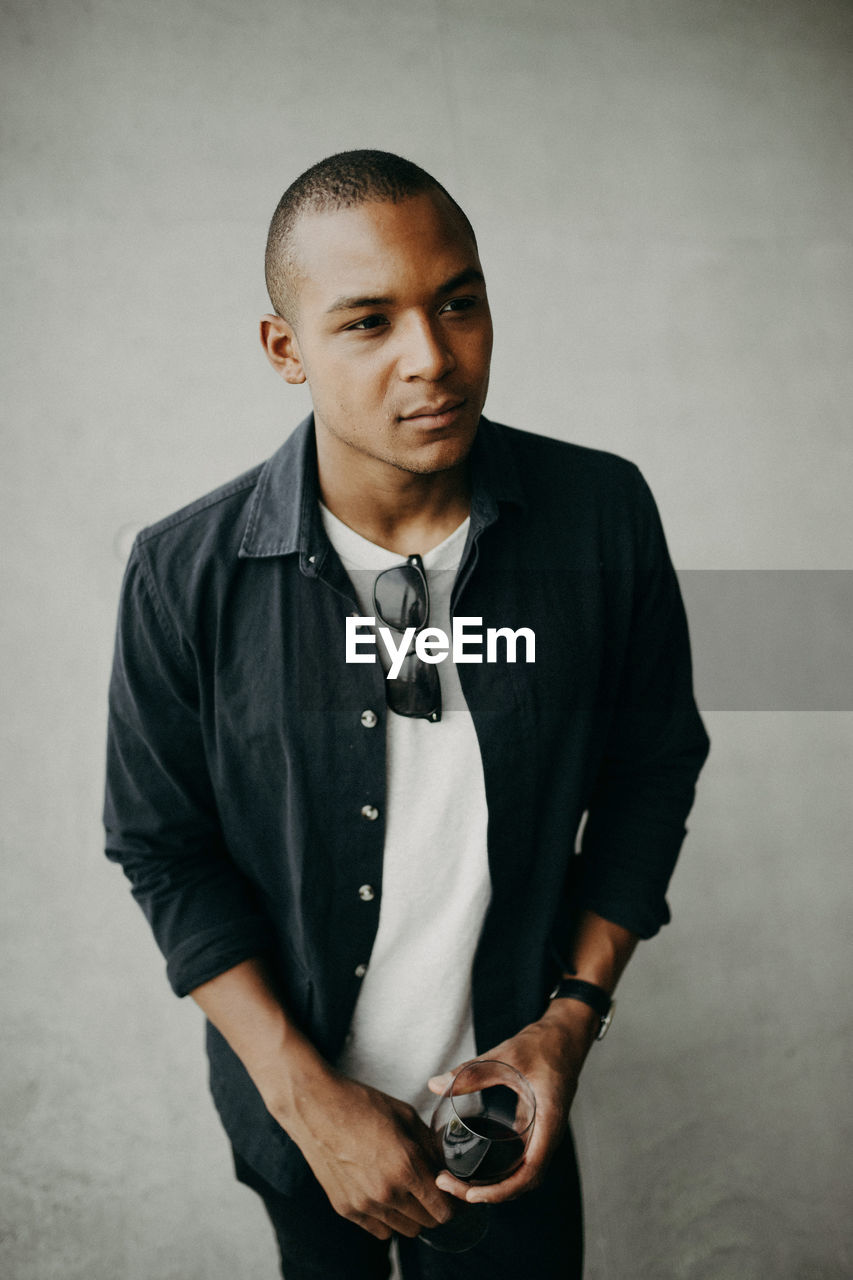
top-left (279, 192), bottom-right (493, 478)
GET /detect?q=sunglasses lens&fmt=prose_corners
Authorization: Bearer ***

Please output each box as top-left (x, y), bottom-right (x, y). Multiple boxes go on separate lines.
top-left (373, 556), bottom-right (441, 722)
top-left (385, 652), bottom-right (441, 720)
top-left (373, 565), bottom-right (428, 631)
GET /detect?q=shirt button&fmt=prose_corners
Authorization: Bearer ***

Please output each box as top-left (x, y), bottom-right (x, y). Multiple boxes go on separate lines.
top-left (360, 804), bottom-right (379, 821)
top-left (354, 963), bottom-right (368, 978)
top-left (358, 884), bottom-right (375, 902)
top-left (360, 710), bottom-right (378, 729)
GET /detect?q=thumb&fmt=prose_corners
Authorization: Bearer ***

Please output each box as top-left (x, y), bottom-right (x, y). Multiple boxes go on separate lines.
top-left (427, 1055), bottom-right (486, 1095)
top-left (427, 1070), bottom-right (455, 1094)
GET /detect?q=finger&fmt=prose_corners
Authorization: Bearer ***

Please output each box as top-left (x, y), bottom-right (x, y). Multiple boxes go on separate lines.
top-left (374, 1192), bottom-right (451, 1238)
top-left (408, 1182), bottom-right (456, 1228)
top-left (354, 1214), bottom-right (393, 1241)
top-left (468, 1158), bottom-right (541, 1204)
top-left (382, 1206), bottom-right (434, 1239)
top-left (435, 1158), bottom-right (536, 1205)
top-left (435, 1171), bottom-right (476, 1201)
top-left (354, 1200), bottom-right (431, 1240)
top-left (435, 1153), bottom-right (539, 1205)
top-left (426, 1061), bottom-right (468, 1094)
top-left (372, 1150), bottom-right (455, 1230)
top-left (427, 1056), bottom-right (487, 1095)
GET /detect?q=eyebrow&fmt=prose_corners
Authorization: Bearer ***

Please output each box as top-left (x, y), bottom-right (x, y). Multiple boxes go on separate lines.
top-left (325, 267), bottom-right (486, 315)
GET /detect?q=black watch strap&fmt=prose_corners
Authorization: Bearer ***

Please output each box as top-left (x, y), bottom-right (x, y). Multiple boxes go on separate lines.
top-left (549, 977), bottom-right (615, 1040)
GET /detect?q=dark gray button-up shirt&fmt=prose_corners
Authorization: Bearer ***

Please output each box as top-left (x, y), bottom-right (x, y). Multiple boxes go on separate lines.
top-left (104, 414), bottom-right (709, 1191)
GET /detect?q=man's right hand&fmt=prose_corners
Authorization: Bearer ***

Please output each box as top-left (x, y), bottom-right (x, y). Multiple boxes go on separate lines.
top-left (189, 958), bottom-right (452, 1241)
top-left (276, 1069), bottom-right (454, 1240)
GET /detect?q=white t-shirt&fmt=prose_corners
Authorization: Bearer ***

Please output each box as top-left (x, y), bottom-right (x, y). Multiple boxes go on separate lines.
top-left (320, 503), bottom-right (492, 1121)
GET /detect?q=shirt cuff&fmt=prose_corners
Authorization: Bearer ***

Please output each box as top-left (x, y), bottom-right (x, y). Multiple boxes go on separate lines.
top-left (165, 917), bottom-right (276, 997)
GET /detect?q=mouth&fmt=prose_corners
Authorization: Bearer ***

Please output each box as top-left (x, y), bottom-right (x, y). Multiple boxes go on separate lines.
top-left (399, 399), bottom-right (467, 429)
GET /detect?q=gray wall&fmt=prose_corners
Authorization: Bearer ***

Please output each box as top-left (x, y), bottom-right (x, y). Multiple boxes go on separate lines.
top-left (2, 1), bottom-right (851, 1276)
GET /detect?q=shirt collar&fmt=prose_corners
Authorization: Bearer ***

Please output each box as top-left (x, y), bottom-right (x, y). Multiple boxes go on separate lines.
top-left (238, 413), bottom-right (526, 568)
top-left (466, 414), bottom-right (527, 531)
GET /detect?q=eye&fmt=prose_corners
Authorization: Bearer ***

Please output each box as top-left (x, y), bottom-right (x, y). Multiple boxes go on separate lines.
top-left (347, 313), bottom-right (388, 331)
top-left (439, 296), bottom-right (478, 314)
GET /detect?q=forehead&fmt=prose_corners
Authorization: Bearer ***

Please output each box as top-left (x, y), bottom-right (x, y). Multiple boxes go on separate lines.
top-left (289, 192), bottom-right (481, 310)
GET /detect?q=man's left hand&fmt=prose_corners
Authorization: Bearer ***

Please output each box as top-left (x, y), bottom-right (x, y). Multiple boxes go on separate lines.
top-left (426, 1000), bottom-right (599, 1205)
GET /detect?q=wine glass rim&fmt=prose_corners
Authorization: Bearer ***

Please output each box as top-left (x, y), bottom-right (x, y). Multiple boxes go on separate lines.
top-left (447, 1059), bottom-right (536, 1139)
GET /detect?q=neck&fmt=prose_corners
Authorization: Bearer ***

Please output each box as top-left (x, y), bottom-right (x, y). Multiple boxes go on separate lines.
top-left (316, 441), bottom-right (471, 556)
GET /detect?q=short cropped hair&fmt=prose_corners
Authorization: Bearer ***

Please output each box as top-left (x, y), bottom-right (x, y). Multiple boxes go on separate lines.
top-left (265, 149), bottom-right (476, 322)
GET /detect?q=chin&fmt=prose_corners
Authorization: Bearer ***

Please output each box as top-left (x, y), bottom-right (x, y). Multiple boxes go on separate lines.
top-left (395, 435), bottom-right (475, 476)
top-left (400, 417), bottom-right (480, 473)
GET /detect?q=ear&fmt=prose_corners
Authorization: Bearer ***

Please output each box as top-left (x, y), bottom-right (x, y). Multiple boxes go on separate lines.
top-left (260, 314), bottom-right (306, 384)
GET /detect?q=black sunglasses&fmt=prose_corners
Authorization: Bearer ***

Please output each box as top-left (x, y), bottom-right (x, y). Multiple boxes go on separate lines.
top-left (372, 553), bottom-right (442, 722)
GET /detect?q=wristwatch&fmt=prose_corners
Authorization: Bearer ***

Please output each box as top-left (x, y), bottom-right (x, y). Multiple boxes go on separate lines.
top-left (549, 976), bottom-right (615, 1040)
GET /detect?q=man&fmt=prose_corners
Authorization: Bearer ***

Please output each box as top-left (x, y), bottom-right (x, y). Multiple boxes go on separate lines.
top-left (104, 150), bottom-right (709, 1278)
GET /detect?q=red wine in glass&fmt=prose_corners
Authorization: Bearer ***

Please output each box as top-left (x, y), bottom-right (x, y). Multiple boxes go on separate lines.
top-left (420, 1060), bottom-right (536, 1253)
top-left (443, 1113), bottom-right (527, 1183)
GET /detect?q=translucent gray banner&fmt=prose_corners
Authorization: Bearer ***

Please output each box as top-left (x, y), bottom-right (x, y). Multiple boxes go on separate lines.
top-left (340, 567), bottom-right (853, 712)
top-left (679, 571), bottom-right (853, 711)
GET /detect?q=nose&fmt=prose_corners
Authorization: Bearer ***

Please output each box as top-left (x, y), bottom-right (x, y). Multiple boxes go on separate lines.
top-left (397, 313), bottom-right (456, 381)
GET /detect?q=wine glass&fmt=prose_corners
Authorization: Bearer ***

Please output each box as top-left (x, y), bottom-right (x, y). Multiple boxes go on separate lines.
top-left (420, 1059), bottom-right (536, 1253)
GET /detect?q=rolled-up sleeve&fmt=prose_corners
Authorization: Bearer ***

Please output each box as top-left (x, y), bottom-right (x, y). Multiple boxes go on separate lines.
top-left (578, 471), bottom-right (710, 938)
top-left (104, 544), bottom-right (275, 996)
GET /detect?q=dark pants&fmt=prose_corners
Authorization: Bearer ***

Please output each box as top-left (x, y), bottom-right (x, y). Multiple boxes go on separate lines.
top-left (233, 1132), bottom-right (583, 1279)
